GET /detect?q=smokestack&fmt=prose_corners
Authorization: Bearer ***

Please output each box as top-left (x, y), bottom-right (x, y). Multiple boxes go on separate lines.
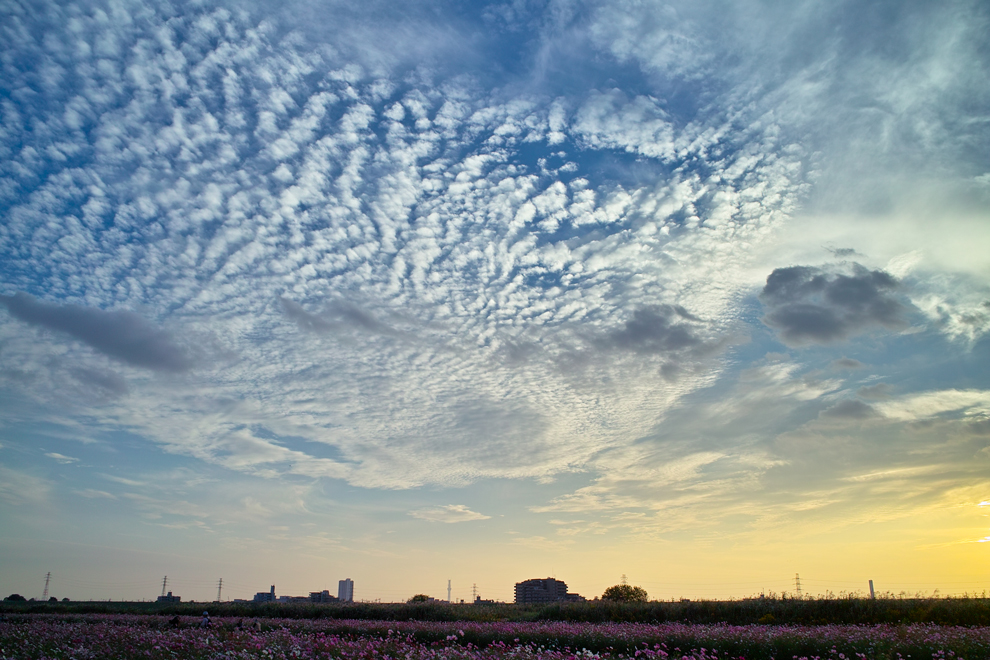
top-left (869, 580), bottom-right (875, 599)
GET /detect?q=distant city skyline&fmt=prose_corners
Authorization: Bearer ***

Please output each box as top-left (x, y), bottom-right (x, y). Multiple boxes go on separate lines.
top-left (1, 0), bottom-right (988, 602)
top-left (4, 571), bottom-right (977, 604)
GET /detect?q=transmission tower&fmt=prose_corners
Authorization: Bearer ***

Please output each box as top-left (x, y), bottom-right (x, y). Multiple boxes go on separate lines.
top-left (42, 572), bottom-right (51, 600)
top-left (472, 583), bottom-right (477, 601)
top-left (621, 574), bottom-right (628, 585)
top-left (794, 573), bottom-right (802, 598)
top-left (161, 576), bottom-right (168, 598)
top-left (217, 578), bottom-right (223, 603)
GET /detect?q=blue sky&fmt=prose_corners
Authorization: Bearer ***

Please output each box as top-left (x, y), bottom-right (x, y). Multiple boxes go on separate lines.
top-left (1, 0), bottom-right (989, 603)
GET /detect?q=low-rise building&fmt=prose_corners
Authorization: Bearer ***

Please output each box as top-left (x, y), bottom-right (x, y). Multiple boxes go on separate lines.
top-left (277, 595), bottom-right (310, 603)
top-left (157, 591), bottom-right (181, 603)
top-left (514, 578), bottom-right (584, 604)
top-left (253, 585), bottom-right (276, 603)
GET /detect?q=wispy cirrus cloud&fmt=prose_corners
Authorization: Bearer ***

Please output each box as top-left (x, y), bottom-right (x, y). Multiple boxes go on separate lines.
top-left (409, 504), bottom-right (491, 523)
top-left (45, 452), bottom-right (80, 464)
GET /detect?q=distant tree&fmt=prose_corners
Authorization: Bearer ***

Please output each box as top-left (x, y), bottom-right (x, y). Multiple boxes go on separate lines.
top-left (4, 594), bottom-right (27, 601)
top-left (62, 598), bottom-right (70, 602)
top-left (407, 594), bottom-right (431, 603)
top-left (49, 596), bottom-right (58, 602)
top-left (601, 584), bottom-right (648, 602)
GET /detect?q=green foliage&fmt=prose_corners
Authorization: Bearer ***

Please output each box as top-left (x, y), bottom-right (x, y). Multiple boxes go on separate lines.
top-left (601, 584), bottom-right (648, 602)
top-left (4, 594), bottom-right (26, 602)
top-left (408, 594), bottom-right (431, 603)
top-left (1, 596), bottom-right (989, 626)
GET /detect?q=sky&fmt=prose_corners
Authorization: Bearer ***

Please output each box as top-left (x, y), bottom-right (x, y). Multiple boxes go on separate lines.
top-left (1, 0), bottom-right (989, 604)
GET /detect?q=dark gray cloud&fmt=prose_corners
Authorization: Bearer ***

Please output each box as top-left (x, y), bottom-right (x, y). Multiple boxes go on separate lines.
top-left (760, 264), bottom-right (910, 345)
top-left (831, 357), bottom-right (864, 369)
top-left (0, 368), bottom-right (36, 386)
top-left (602, 305), bottom-right (703, 354)
top-left (0, 293), bottom-right (194, 372)
top-left (957, 306), bottom-right (989, 330)
top-left (858, 383), bottom-right (893, 401)
top-left (575, 304), bottom-right (727, 382)
top-left (280, 297), bottom-right (397, 337)
top-left (966, 418), bottom-right (990, 436)
top-left (820, 399), bottom-right (879, 421)
top-left (69, 367), bottom-right (129, 397)
top-left (331, 300), bottom-right (395, 335)
top-left (280, 298), bottom-right (336, 333)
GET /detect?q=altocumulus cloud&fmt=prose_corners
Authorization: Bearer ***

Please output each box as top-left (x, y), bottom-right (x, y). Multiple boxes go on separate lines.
top-left (0, 293), bottom-right (195, 372)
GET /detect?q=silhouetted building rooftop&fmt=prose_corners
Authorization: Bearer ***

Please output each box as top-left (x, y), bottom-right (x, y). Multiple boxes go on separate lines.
top-left (514, 578), bottom-right (584, 604)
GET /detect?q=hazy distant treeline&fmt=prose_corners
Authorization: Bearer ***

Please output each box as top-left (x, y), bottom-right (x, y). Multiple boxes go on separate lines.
top-left (3, 597), bottom-right (989, 626)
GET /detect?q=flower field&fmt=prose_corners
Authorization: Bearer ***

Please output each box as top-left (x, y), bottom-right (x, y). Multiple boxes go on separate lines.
top-left (1, 614), bottom-right (988, 660)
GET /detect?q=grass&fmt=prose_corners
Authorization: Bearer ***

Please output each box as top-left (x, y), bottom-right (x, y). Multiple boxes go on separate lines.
top-left (3, 596), bottom-right (990, 626)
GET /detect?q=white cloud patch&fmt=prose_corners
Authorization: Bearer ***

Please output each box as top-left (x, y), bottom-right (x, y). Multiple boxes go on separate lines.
top-left (75, 488), bottom-right (116, 499)
top-left (409, 504), bottom-right (491, 523)
top-left (46, 452), bottom-right (80, 464)
top-left (873, 390), bottom-right (990, 422)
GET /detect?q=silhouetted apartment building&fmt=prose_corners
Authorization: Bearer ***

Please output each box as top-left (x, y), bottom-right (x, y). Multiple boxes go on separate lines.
top-left (310, 590), bottom-right (337, 603)
top-left (277, 595), bottom-right (310, 603)
top-left (157, 591), bottom-right (181, 603)
top-left (338, 578), bottom-right (354, 602)
top-left (514, 578), bottom-right (584, 604)
top-left (253, 585), bottom-right (276, 603)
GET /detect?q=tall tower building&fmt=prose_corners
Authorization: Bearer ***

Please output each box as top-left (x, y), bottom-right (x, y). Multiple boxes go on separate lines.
top-left (338, 578), bottom-right (354, 602)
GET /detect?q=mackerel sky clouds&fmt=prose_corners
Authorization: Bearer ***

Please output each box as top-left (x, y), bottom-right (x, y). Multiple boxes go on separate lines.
top-left (1, 0), bottom-right (988, 602)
